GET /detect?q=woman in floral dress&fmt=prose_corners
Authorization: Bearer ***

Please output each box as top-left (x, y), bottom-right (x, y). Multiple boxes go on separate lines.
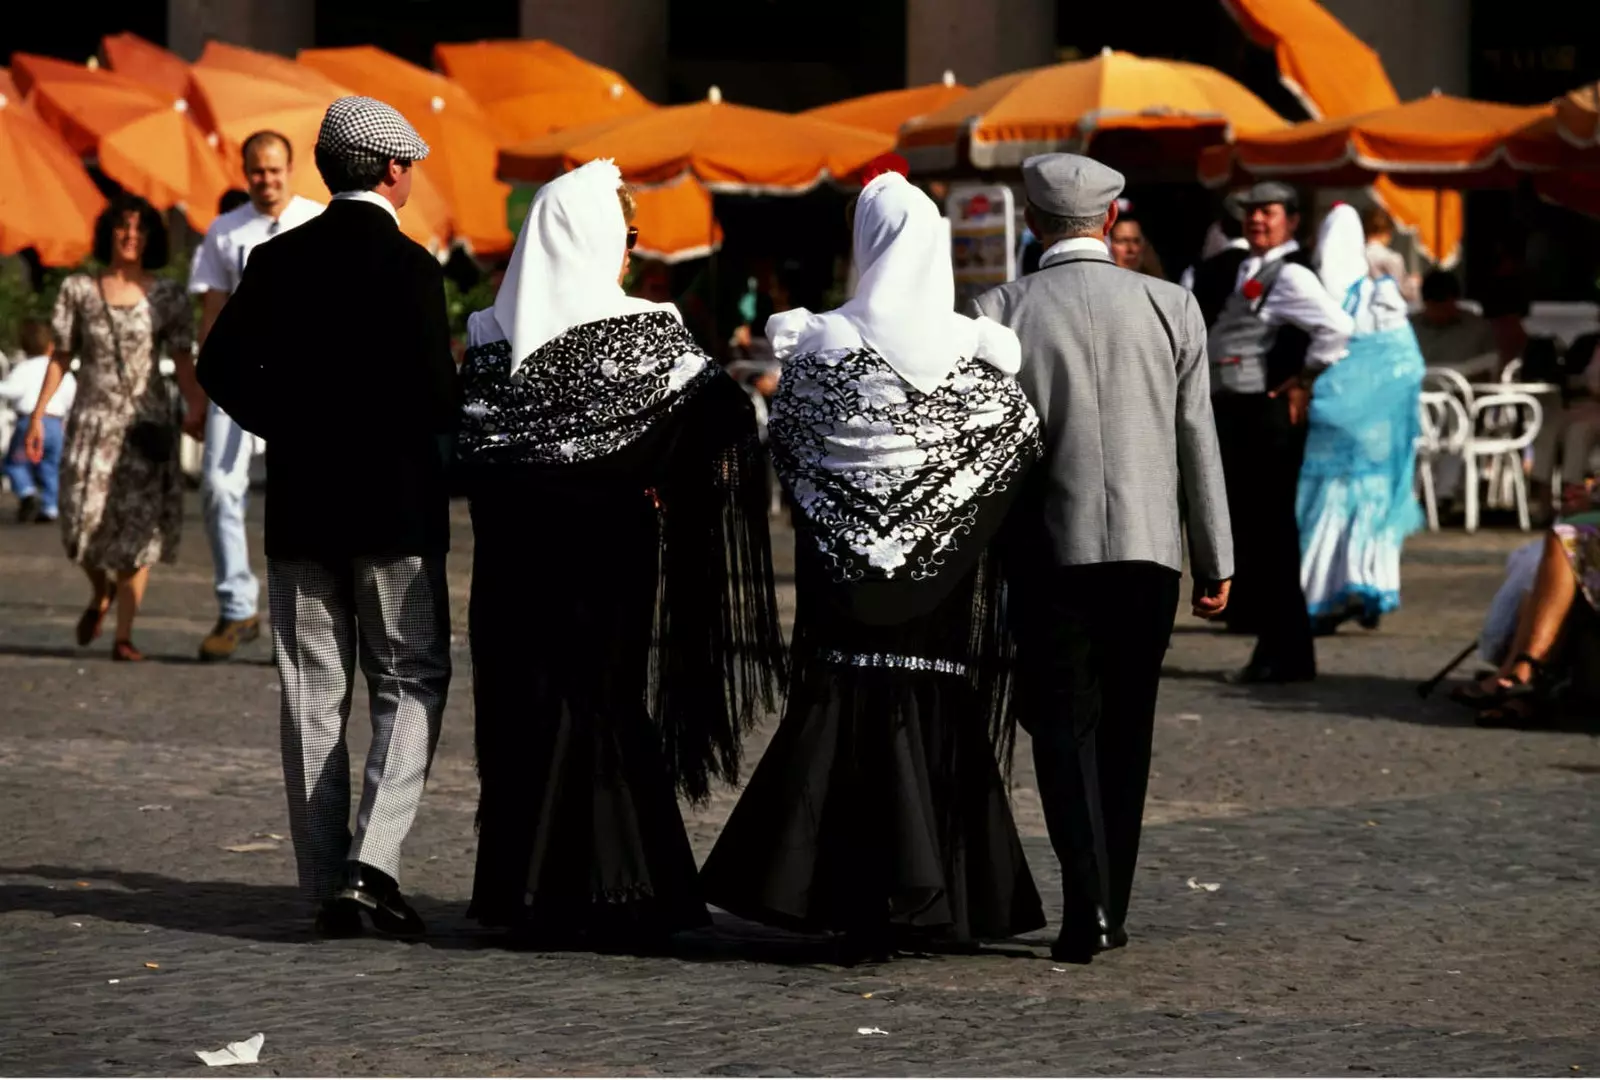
top-left (26, 195), bottom-right (203, 661)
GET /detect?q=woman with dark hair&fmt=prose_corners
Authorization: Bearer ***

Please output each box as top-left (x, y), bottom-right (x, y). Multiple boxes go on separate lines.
top-left (1108, 203), bottom-right (1165, 279)
top-left (25, 194), bottom-right (201, 661)
top-left (457, 160), bottom-right (785, 948)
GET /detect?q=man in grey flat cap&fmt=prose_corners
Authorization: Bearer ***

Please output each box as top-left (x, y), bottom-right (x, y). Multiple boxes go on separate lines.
top-left (972, 153), bottom-right (1233, 963)
top-left (1189, 182), bottom-right (1353, 684)
top-left (199, 96), bottom-right (459, 939)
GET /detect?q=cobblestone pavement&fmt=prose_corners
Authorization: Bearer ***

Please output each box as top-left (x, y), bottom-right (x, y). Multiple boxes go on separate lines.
top-left (1, 494), bottom-right (1596, 1075)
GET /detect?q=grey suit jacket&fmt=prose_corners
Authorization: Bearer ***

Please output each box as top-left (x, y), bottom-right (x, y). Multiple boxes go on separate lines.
top-left (971, 247), bottom-right (1234, 582)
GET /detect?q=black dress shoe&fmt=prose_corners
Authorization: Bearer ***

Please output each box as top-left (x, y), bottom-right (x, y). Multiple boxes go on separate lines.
top-left (313, 899), bottom-right (364, 939)
top-left (1051, 904), bottom-right (1114, 965)
top-left (336, 862), bottom-right (426, 938)
top-left (1224, 662), bottom-right (1315, 685)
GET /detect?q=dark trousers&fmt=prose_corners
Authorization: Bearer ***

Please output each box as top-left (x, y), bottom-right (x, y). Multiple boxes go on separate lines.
top-left (1014, 561), bottom-right (1180, 930)
top-left (1212, 392), bottom-right (1316, 677)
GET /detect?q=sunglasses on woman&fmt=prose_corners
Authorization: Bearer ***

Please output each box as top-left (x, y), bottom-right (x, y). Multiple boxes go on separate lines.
top-left (626, 227), bottom-right (639, 251)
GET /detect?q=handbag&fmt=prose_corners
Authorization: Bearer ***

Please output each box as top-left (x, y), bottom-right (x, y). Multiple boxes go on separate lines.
top-left (97, 275), bottom-right (177, 464)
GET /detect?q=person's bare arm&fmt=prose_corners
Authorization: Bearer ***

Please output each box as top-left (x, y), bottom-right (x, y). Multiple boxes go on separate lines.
top-left (23, 355), bottom-right (72, 464)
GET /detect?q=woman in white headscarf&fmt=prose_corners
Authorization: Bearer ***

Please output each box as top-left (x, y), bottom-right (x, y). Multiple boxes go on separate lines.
top-left (1297, 203), bottom-right (1425, 634)
top-left (701, 168), bottom-right (1046, 962)
top-left (457, 160), bottom-right (784, 948)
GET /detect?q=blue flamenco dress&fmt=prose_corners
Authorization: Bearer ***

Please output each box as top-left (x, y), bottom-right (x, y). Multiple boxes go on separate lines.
top-left (1297, 276), bottom-right (1425, 621)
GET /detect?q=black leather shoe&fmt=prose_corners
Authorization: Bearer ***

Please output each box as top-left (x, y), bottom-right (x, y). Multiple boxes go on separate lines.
top-left (336, 862), bottom-right (426, 938)
top-left (313, 898), bottom-right (364, 939)
top-left (1225, 662), bottom-right (1315, 685)
top-left (1051, 904), bottom-right (1114, 965)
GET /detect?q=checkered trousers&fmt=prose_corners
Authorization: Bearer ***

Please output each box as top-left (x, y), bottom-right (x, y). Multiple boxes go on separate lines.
top-left (270, 556), bottom-right (451, 903)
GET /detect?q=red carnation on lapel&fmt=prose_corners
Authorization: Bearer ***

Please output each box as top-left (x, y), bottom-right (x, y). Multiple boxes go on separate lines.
top-left (858, 152), bottom-right (909, 185)
top-left (1241, 278), bottom-right (1265, 301)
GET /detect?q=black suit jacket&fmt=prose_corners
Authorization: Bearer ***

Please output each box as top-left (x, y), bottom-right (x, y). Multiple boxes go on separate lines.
top-left (198, 198), bottom-right (459, 560)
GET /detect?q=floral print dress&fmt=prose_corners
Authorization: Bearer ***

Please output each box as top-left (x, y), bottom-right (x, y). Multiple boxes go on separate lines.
top-left (1554, 519), bottom-right (1600, 613)
top-left (51, 274), bottom-right (193, 571)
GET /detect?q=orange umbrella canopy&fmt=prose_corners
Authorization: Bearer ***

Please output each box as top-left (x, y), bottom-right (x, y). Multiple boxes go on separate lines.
top-left (0, 70), bottom-right (107, 265)
top-left (628, 178), bottom-right (722, 263)
top-left (190, 42), bottom-right (451, 254)
top-left (11, 53), bottom-right (230, 233)
top-left (100, 33), bottom-right (192, 106)
top-left (802, 75), bottom-right (970, 136)
top-left (299, 46), bottom-right (511, 254)
top-left (499, 90), bottom-right (895, 192)
top-left (898, 49), bottom-right (1286, 170)
top-left (1558, 82), bottom-right (1598, 147)
top-left (433, 39), bottom-right (652, 144)
top-left (1198, 95), bottom-right (1567, 188)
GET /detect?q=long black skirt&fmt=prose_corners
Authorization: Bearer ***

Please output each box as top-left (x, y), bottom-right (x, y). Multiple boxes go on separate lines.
top-left (701, 569), bottom-right (1044, 943)
top-left (467, 479), bottom-right (709, 937)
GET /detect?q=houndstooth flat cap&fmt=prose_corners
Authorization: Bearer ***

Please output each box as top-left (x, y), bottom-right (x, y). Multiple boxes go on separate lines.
top-left (316, 96), bottom-right (431, 168)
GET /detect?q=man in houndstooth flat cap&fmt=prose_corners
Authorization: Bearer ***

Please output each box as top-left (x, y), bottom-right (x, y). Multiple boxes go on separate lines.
top-left (200, 94), bottom-right (459, 941)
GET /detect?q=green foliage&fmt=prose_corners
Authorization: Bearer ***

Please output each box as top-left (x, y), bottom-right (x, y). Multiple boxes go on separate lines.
top-left (444, 275), bottom-right (497, 341)
top-left (0, 260), bottom-right (70, 354)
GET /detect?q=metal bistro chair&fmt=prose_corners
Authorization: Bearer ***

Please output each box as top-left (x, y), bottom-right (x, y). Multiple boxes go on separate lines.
top-left (1416, 390), bottom-right (1470, 532)
top-left (1464, 391), bottom-right (1543, 532)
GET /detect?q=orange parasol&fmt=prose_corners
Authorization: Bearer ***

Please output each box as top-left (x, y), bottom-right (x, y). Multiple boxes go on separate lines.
top-left (10, 53), bottom-right (231, 233)
top-left (628, 178), bottom-right (722, 264)
top-left (298, 46), bottom-right (511, 254)
top-left (433, 39), bottom-right (653, 144)
top-left (1219, 0), bottom-right (1460, 266)
top-left (1197, 95), bottom-right (1578, 188)
top-left (190, 42), bottom-right (451, 254)
top-left (898, 49), bottom-right (1287, 171)
top-left (100, 33), bottom-right (193, 108)
top-left (499, 88), bottom-right (895, 192)
top-left (802, 73), bottom-right (970, 136)
top-left (0, 70), bottom-right (107, 265)
top-left (1557, 82), bottom-right (1598, 147)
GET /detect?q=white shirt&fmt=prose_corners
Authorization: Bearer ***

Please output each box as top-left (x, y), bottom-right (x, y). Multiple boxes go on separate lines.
top-left (1039, 236), bottom-right (1111, 270)
top-left (1179, 237), bottom-right (1248, 291)
top-left (332, 190), bottom-right (401, 226)
top-left (190, 195), bottom-right (324, 296)
top-left (1235, 240), bottom-right (1355, 370)
top-left (0, 355), bottom-right (75, 418)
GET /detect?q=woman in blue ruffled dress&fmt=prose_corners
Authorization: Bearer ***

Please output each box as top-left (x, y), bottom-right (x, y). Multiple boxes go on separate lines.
top-left (1297, 204), bottom-right (1425, 633)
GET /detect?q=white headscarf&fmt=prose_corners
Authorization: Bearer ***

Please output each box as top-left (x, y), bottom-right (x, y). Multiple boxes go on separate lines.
top-left (766, 171), bottom-right (1019, 395)
top-left (1314, 204), bottom-right (1369, 300)
top-left (474, 158), bottom-right (675, 375)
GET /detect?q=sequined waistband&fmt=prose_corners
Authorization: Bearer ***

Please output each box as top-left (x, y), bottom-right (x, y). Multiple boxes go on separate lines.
top-left (815, 648), bottom-right (968, 677)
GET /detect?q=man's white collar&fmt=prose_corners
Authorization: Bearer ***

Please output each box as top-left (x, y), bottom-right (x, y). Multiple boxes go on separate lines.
top-left (332, 189), bottom-right (401, 225)
top-left (1039, 236), bottom-right (1111, 269)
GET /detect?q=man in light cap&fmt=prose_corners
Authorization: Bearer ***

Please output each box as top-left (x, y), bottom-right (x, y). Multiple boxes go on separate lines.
top-left (199, 96), bottom-right (459, 939)
top-left (973, 153), bottom-right (1234, 963)
top-left (1190, 181), bottom-right (1354, 684)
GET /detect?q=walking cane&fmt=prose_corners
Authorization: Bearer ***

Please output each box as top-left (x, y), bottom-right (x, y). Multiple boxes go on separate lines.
top-left (1416, 640), bottom-right (1479, 699)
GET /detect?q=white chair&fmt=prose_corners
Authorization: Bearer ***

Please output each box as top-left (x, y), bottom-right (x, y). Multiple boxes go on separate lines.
top-left (1417, 391), bottom-right (1470, 531)
top-left (1424, 366), bottom-right (1476, 410)
top-left (1464, 391), bottom-right (1543, 533)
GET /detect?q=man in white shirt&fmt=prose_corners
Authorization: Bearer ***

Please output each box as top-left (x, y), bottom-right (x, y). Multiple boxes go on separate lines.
top-left (1, 319), bottom-right (75, 523)
top-left (189, 131), bottom-right (323, 662)
top-left (1195, 181), bottom-right (1354, 683)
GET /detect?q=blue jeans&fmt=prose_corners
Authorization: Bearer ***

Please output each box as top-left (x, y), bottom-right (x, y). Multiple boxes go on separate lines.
top-left (201, 402), bottom-right (259, 621)
top-left (5, 416), bottom-right (62, 517)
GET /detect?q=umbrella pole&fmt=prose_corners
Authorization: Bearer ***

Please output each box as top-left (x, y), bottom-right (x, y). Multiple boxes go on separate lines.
top-left (1434, 187), bottom-right (1443, 266)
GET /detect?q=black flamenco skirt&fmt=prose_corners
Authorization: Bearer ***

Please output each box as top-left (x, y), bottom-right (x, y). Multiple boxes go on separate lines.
top-left (701, 658), bottom-right (1045, 943)
top-left (466, 477), bottom-right (710, 938)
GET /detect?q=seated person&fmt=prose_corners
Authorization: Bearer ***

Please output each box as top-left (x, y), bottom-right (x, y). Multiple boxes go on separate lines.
top-left (1410, 270), bottom-right (1499, 379)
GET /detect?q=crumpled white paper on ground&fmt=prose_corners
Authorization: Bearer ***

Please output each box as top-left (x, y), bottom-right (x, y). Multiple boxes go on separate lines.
top-left (196, 1033), bottom-right (264, 1066)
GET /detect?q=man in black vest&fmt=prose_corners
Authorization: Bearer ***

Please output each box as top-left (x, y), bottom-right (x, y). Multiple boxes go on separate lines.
top-left (199, 96), bottom-right (459, 937)
top-left (1191, 182), bottom-right (1353, 683)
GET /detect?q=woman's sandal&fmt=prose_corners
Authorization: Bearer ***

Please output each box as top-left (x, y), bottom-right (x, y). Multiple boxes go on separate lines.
top-left (111, 640), bottom-right (145, 663)
top-left (75, 594), bottom-right (114, 647)
top-left (1449, 672), bottom-right (1523, 707)
top-left (1475, 692), bottom-right (1548, 729)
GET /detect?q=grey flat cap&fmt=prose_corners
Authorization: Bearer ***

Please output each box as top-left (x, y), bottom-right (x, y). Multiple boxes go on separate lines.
top-left (1225, 180), bottom-right (1299, 218)
top-left (1021, 153), bottom-right (1125, 219)
top-left (316, 96), bottom-right (431, 168)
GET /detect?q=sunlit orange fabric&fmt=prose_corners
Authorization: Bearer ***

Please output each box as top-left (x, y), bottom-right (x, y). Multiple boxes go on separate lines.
top-left (0, 70), bottom-right (106, 266)
top-left (1219, 0), bottom-right (1460, 264)
top-left (898, 50), bottom-right (1285, 166)
top-left (628, 178), bottom-right (722, 263)
top-left (1557, 82), bottom-right (1598, 146)
top-left (433, 40), bottom-right (653, 145)
top-left (802, 82), bottom-right (970, 136)
top-left (299, 46), bottom-right (511, 254)
top-left (11, 53), bottom-right (230, 232)
top-left (100, 33), bottom-right (192, 107)
top-left (499, 98), bottom-right (894, 191)
top-left (190, 43), bottom-right (450, 253)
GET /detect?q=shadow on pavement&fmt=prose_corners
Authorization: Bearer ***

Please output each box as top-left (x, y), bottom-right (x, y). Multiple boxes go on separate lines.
top-left (0, 644), bottom-right (209, 665)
